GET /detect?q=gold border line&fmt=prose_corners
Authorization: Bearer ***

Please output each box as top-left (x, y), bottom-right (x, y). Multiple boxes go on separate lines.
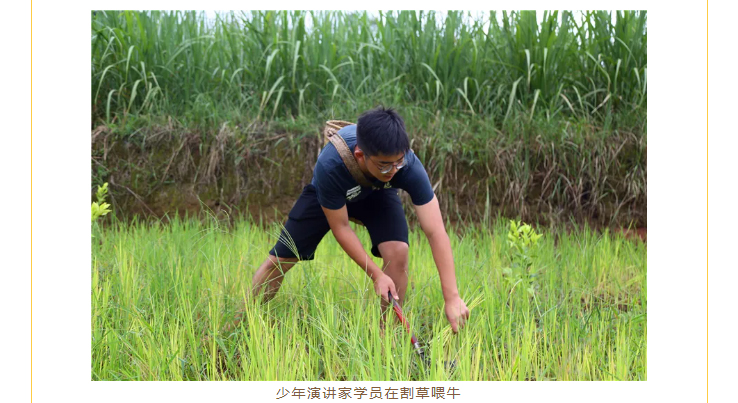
top-left (706, 1), bottom-right (709, 401)
top-left (31, 0), bottom-right (33, 400)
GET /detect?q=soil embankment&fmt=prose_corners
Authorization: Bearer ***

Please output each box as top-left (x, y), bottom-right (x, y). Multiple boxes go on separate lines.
top-left (92, 122), bottom-right (647, 230)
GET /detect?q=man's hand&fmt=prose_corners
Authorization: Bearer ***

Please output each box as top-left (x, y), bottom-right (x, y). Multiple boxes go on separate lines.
top-left (373, 274), bottom-right (398, 302)
top-left (444, 296), bottom-right (470, 333)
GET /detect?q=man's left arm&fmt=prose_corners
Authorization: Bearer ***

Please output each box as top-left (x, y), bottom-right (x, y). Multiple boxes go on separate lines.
top-left (414, 194), bottom-right (471, 333)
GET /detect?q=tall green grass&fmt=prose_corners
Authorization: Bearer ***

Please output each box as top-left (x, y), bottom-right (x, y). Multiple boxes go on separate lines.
top-left (91, 10), bottom-right (646, 128)
top-left (91, 216), bottom-right (646, 380)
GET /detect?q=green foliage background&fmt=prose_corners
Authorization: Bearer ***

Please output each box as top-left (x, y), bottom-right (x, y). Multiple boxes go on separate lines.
top-left (91, 10), bottom-right (646, 227)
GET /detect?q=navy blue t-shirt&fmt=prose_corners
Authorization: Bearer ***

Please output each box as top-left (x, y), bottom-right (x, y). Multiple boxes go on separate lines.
top-left (311, 125), bottom-right (435, 210)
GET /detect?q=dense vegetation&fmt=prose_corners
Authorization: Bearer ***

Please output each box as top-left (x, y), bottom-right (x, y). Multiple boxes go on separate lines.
top-left (91, 10), bottom-right (646, 227)
top-left (92, 10), bottom-right (646, 125)
top-left (92, 217), bottom-right (646, 380)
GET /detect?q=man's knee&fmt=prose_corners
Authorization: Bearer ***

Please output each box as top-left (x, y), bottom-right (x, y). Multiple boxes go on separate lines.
top-left (255, 255), bottom-right (298, 279)
top-left (379, 241), bottom-right (409, 271)
top-left (269, 255), bottom-right (299, 269)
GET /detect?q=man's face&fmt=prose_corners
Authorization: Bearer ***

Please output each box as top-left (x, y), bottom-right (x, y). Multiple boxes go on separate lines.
top-left (363, 151), bottom-right (406, 182)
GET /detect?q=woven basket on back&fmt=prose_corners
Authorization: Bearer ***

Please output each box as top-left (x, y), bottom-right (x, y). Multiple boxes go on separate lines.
top-left (321, 120), bottom-right (373, 188)
top-left (323, 120), bottom-right (355, 146)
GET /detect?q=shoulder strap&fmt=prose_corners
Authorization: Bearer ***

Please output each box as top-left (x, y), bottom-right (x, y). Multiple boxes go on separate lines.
top-left (324, 120), bottom-right (374, 188)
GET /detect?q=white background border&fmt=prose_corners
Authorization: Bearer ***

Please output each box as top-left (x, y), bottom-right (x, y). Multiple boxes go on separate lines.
top-left (20, 0), bottom-right (720, 402)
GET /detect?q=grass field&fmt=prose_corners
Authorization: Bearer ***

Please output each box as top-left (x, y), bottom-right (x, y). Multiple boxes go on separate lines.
top-left (91, 216), bottom-right (646, 381)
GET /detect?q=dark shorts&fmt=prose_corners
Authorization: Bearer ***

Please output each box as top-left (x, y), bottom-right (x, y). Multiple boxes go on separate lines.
top-left (269, 184), bottom-right (409, 260)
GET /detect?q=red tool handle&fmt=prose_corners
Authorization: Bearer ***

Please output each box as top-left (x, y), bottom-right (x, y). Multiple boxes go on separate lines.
top-left (388, 291), bottom-right (419, 345)
top-left (388, 292), bottom-right (427, 365)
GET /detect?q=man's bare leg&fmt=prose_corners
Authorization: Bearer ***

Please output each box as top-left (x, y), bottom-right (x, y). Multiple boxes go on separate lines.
top-left (251, 255), bottom-right (299, 302)
top-left (223, 255), bottom-right (298, 333)
top-left (377, 241), bottom-right (410, 330)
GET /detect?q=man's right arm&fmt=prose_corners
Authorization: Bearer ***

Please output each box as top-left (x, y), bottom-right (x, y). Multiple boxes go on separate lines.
top-left (321, 205), bottom-right (397, 301)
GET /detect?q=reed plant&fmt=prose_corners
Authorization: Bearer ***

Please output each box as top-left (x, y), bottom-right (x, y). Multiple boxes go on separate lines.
top-left (91, 10), bottom-right (646, 128)
top-left (91, 10), bottom-right (647, 227)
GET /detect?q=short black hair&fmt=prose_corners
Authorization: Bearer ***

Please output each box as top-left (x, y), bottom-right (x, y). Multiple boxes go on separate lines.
top-left (356, 107), bottom-right (410, 157)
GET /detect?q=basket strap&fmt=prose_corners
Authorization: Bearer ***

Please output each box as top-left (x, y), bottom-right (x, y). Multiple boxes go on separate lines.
top-left (324, 121), bottom-right (374, 188)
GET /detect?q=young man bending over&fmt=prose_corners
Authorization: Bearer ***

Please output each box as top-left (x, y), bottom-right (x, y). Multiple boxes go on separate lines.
top-left (251, 107), bottom-right (470, 333)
